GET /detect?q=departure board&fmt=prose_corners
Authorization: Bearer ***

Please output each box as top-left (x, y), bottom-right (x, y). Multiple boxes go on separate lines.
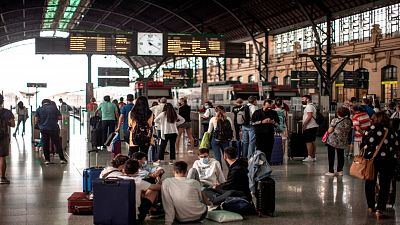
top-left (69, 32), bottom-right (134, 55)
top-left (167, 34), bottom-right (224, 57)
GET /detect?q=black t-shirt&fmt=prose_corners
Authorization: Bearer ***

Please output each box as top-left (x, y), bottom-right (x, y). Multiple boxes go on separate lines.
top-left (179, 105), bottom-right (191, 122)
top-left (251, 108), bottom-right (279, 134)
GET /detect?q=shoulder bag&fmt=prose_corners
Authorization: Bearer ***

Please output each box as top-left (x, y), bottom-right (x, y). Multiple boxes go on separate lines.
top-left (321, 118), bottom-right (346, 143)
top-left (349, 128), bottom-right (388, 180)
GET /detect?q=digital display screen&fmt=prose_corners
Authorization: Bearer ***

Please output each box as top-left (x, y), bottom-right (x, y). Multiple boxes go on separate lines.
top-left (167, 34), bottom-right (224, 57)
top-left (163, 69), bottom-right (193, 87)
top-left (69, 32), bottom-right (134, 55)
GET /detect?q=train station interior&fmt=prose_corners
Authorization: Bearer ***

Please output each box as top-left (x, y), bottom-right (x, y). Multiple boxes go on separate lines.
top-left (1, 0), bottom-right (400, 224)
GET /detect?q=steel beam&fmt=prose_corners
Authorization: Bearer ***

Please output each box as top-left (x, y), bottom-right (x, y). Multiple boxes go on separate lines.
top-left (147, 57), bottom-right (168, 79)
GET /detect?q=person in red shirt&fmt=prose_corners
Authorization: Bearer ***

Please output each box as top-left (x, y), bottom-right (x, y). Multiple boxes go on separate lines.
top-left (86, 97), bottom-right (98, 112)
top-left (118, 97), bottom-right (126, 109)
top-left (351, 105), bottom-right (371, 156)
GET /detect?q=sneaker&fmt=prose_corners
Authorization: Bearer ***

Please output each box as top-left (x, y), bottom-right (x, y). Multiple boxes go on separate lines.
top-left (302, 156), bottom-right (314, 162)
top-left (60, 160), bottom-right (68, 164)
top-left (312, 157), bottom-right (317, 162)
top-left (325, 172), bottom-right (336, 176)
top-left (168, 161), bottom-right (174, 165)
top-left (188, 150), bottom-right (194, 153)
top-left (337, 171), bottom-right (344, 176)
top-left (0, 177), bottom-right (10, 184)
top-left (149, 209), bottom-right (165, 219)
top-left (45, 160), bottom-right (51, 165)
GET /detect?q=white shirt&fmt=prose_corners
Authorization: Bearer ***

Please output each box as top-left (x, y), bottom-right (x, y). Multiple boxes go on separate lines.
top-left (203, 108), bottom-right (216, 118)
top-left (154, 112), bottom-right (185, 139)
top-left (207, 116), bottom-right (236, 140)
top-left (162, 177), bottom-right (207, 225)
top-left (192, 158), bottom-right (225, 186)
top-left (303, 103), bottom-right (319, 129)
top-left (118, 175), bottom-right (151, 219)
top-left (248, 103), bottom-right (258, 118)
top-left (99, 166), bottom-right (123, 179)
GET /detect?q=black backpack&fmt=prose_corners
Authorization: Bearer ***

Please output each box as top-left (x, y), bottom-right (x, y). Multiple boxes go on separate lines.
top-left (313, 106), bottom-right (325, 126)
top-left (132, 121), bottom-right (151, 148)
top-left (0, 109), bottom-right (9, 139)
top-left (214, 119), bottom-right (233, 142)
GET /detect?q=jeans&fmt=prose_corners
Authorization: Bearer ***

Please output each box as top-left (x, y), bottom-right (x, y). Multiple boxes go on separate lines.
top-left (327, 145), bottom-right (344, 173)
top-left (41, 129), bottom-right (66, 161)
top-left (241, 125), bottom-right (255, 159)
top-left (14, 117), bottom-right (26, 135)
top-left (211, 137), bottom-right (230, 165)
top-left (365, 158), bottom-right (394, 210)
top-left (159, 133), bottom-right (177, 160)
top-left (102, 120), bottom-right (116, 146)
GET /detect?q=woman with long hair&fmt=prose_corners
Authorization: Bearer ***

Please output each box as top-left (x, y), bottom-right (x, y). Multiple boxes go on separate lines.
top-left (362, 112), bottom-right (398, 219)
top-left (208, 105), bottom-right (236, 165)
top-left (155, 103), bottom-right (185, 165)
top-left (13, 101), bottom-right (28, 137)
top-left (176, 98), bottom-right (195, 153)
top-left (128, 96), bottom-right (154, 157)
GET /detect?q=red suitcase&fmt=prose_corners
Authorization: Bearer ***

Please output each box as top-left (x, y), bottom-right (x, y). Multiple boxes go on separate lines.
top-left (67, 192), bottom-right (93, 215)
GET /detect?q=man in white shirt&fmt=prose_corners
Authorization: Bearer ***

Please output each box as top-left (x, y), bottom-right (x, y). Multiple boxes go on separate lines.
top-left (187, 148), bottom-right (225, 187)
top-left (301, 95), bottom-right (319, 162)
top-left (162, 161), bottom-right (209, 225)
top-left (242, 96), bottom-right (258, 159)
top-left (118, 159), bottom-right (161, 221)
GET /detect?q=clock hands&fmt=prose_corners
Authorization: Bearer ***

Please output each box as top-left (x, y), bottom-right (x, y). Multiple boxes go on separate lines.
top-left (148, 41), bottom-right (161, 50)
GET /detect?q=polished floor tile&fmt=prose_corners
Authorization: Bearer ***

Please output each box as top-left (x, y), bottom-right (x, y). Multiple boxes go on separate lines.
top-left (1, 119), bottom-right (400, 225)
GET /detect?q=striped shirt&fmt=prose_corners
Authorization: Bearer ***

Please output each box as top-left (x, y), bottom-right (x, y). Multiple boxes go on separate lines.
top-left (352, 112), bottom-right (371, 142)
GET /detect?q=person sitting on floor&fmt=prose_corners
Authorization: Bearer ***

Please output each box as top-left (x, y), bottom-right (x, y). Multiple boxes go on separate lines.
top-left (162, 161), bottom-right (211, 225)
top-left (187, 148), bottom-right (225, 187)
top-left (99, 154), bottom-right (130, 179)
top-left (132, 152), bottom-right (164, 183)
top-left (203, 146), bottom-right (252, 205)
top-left (119, 159), bottom-right (162, 221)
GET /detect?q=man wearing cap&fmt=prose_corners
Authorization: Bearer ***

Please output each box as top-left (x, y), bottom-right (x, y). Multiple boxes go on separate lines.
top-left (0, 94), bottom-right (15, 184)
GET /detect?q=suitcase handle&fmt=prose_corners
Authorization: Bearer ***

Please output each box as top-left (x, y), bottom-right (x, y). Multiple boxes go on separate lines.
top-left (102, 177), bottom-right (121, 185)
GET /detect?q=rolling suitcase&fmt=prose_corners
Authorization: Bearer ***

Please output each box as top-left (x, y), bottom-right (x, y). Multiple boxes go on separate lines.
top-left (93, 178), bottom-right (136, 225)
top-left (288, 122), bottom-right (307, 159)
top-left (83, 150), bottom-right (104, 193)
top-left (256, 177), bottom-right (275, 216)
top-left (67, 192), bottom-right (93, 215)
top-left (270, 135), bottom-right (283, 165)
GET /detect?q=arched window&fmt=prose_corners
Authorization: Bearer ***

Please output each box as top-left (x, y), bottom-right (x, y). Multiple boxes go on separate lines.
top-left (237, 76), bottom-right (243, 83)
top-left (272, 76), bottom-right (279, 85)
top-left (381, 65), bottom-right (398, 103)
top-left (284, 75), bottom-right (291, 86)
top-left (248, 74), bottom-right (255, 83)
top-left (228, 77), bottom-right (234, 81)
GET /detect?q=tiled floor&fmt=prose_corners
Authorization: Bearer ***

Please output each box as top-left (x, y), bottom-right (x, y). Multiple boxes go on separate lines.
top-left (1, 119), bottom-right (400, 225)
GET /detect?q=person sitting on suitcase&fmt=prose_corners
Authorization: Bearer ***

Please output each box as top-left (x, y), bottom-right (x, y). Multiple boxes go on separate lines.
top-left (187, 148), bottom-right (225, 187)
top-left (162, 161), bottom-right (210, 225)
top-left (132, 152), bottom-right (164, 183)
top-left (119, 159), bottom-right (162, 221)
top-left (99, 154), bottom-right (129, 179)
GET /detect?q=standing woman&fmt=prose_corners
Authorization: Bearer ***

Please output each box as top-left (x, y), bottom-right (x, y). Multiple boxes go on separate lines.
top-left (128, 96), bottom-right (154, 156)
top-left (202, 101), bottom-right (216, 135)
top-left (324, 107), bottom-right (352, 176)
top-left (13, 101), bottom-right (29, 137)
top-left (208, 105), bottom-right (236, 165)
top-left (362, 112), bottom-right (398, 219)
top-left (156, 103), bottom-right (185, 165)
top-left (176, 98), bottom-right (195, 153)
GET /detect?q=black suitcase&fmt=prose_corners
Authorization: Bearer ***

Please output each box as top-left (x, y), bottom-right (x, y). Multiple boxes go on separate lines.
top-left (288, 132), bottom-right (308, 159)
top-left (91, 127), bottom-right (103, 148)
top-left (256, 177), bottom-right (275, 216)
top-left (93, 178), bottom-right (136, 225)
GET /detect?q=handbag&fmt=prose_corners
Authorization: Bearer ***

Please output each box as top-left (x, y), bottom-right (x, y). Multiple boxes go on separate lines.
top-left (349, 128), bottom-right (388, 180)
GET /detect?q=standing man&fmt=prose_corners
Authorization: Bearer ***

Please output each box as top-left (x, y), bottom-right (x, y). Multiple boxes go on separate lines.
top-left (95, 95), bottom-right (119, 148)
top-left (118, 97), bottom-right (126, 109)
top-left (0, 94), bottom-right (15, 184)
top-left (242, 96), bottom-right (258, 159)
top-left (116, 94), bottom-right (135, 156)
top-left (35, 99), bottom-right (68, 165)
top-left (59, 98), bottom-right (72, 112)
top-left (251, 99), bottom-right (279, 163)
top-left (301, 95), bottom-right (319, 162)
top-left (231, 98), bottom-right (243, 156)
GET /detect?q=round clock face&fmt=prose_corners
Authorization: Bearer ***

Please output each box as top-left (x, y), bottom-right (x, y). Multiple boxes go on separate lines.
top-left (137, 32), bottom-right (163, 56)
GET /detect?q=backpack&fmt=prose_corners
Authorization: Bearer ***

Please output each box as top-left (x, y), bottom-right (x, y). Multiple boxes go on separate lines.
top-left (312, 105), bottom-right (324, 126)
top-left (274, 108), bottom-right (286, 132)
top-left (0, 109), bottom-right (9, 139)
top-left (236, 105), bottom-right (251, 125)
top-left (221, 197), bottom-right (255, 215)
top-left (132, 121), bottom-right (151, 147)
top-left (214, 119), bottom-right (233, 143)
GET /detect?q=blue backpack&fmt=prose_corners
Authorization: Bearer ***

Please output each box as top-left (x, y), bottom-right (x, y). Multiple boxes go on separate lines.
top-left (221, 197), bottom-right (255, 215)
